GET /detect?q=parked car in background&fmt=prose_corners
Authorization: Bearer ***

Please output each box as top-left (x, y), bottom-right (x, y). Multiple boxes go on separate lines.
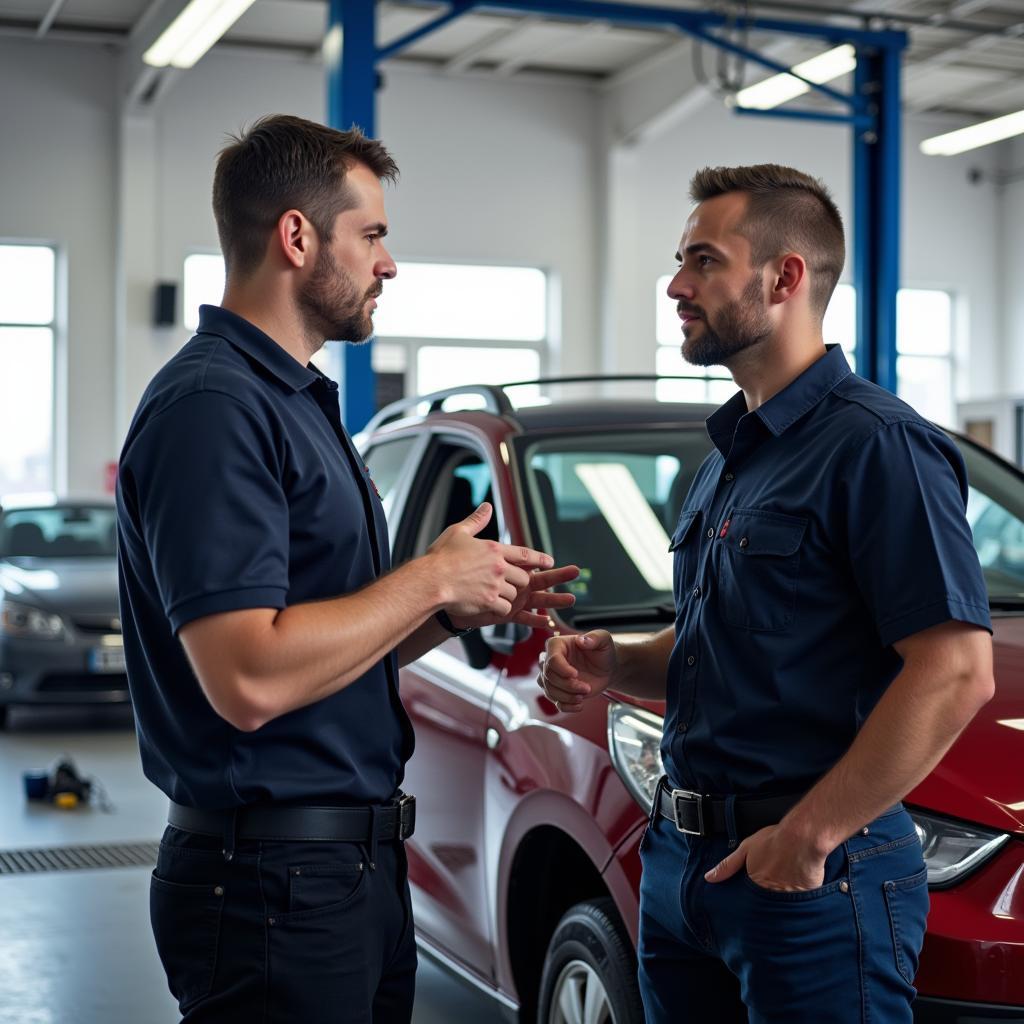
top-left (358, 376), bottom-right (1024, 1024)
top-left (0, 499), bottom-right (126, 727)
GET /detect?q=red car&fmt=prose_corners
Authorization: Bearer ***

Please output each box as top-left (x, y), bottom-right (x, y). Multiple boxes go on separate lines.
top-left (358, 377), bottom-right (1024, 1024)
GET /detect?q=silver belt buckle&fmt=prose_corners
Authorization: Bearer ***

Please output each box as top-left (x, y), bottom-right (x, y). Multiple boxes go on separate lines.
top-left (670, 788), bottom-right (705, 836)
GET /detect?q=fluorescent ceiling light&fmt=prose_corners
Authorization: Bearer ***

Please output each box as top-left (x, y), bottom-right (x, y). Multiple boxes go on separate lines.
top-left (574, 463), bottom-right (673, 592)
top-left (734, 44), bottom-right (856, 111)
top-left (920, 109), bottom-right (1024, 156)
top-left (143, 0), bottom-right (257, 69)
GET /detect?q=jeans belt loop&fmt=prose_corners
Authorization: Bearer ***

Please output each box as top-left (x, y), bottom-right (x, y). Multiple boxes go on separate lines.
top-left (724, 794), bottom-right (739, 849)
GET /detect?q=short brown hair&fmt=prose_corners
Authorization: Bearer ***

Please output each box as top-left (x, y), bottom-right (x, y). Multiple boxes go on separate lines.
top-left (689, 164), bottom-right (845, 318)
top-left (213, 114), bottom-right (399, 277)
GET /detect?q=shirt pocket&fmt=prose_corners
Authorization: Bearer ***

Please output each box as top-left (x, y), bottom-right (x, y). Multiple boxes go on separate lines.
top-left (717, 508), bottom-right (807, 632)
top-left (669, 509), bottom-right (704, 607)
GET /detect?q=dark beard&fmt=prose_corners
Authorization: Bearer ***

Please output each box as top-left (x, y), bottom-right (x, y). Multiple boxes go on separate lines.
top-left (297, 245), bottom-right (376, 343)
top-left (681, 272), bottom-right (772, 368)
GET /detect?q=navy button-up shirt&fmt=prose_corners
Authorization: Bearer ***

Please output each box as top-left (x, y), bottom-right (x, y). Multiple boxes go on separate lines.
top-left (117, 305), bottom-right (414, 809)
top-left (665, 345), bottom-right (991, 798)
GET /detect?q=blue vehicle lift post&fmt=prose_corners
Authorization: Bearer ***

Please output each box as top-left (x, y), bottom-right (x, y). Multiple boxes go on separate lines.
top-left (325, 0), bottom-right (906, 429)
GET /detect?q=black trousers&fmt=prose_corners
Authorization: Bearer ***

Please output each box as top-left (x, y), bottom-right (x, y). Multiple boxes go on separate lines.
top-left (150, 824), bottom-right (417, 1023)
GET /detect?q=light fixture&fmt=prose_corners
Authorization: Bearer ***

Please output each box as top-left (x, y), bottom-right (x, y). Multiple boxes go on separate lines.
top-left (921, 109), bottom-right (1024, 156)
top-left (733, 44), bottom-right (856, 111)
top-left (142, 0), bottom-right (258, 69)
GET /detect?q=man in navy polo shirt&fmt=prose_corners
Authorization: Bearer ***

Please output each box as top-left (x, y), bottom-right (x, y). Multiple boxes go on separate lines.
top-left (540, 164), bottom-right (994, 1022)
top-left (117, 115), bottom-right (576, 1023)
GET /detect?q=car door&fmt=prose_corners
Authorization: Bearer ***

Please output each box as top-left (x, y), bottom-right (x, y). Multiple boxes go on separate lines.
top-left (392, 432), bottom-right (503, 982)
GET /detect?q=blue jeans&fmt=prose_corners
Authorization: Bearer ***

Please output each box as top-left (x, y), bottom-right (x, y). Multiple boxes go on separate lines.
top-left (638, 804), bottom-right (929, 1023)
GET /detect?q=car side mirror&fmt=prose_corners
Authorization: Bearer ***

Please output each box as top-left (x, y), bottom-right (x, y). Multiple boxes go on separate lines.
top-left (479, 621), bottom-right (531, 655)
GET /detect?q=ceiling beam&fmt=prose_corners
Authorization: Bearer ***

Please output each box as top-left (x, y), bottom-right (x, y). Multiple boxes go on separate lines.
top-left (36, 0), bottom-right (68, 38)
top-left (443, 16), bottom-right (538, 73)
top-left (492, 19), bottom-right (609, 77)
top-left (118, 0), bottom-right (194, 111)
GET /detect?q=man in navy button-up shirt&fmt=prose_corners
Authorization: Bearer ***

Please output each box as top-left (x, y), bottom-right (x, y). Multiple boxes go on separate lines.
top-left (542, 164), bottom-right (993, 1022)
top-left (118, 115), bottom-right (575, 1024)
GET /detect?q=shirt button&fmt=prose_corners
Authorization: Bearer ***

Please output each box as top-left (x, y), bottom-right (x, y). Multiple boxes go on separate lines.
top-left (739, 537), bottom-right (749, 549)
top-left (676, 722), bottom-right (687, 733)
top-left (706, 528), bottom-right (714, 539)
top-left (692, 587), bottom-right (701, 599)
top-left (724, 473), bottom-right (734, 482)
top-left (687, 655), bottom-right (695, 666)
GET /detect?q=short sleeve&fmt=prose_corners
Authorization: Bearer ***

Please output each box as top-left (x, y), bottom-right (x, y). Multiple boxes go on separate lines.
top-left (123, 390), bottom-right (290, 632)
top-left (841, 421), bottom-right (991, 647)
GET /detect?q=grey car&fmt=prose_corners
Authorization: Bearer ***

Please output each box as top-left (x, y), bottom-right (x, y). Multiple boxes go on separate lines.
top-left (0, 500), bottom-right (126, 727)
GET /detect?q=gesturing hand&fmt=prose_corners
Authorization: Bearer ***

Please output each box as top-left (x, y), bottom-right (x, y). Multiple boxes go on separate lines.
top-left (429, 503), bottom-right (576, 625)
top-left (538, 630), bottom-right (617, 713)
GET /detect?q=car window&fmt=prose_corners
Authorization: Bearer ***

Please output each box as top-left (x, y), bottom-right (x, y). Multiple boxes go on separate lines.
top-left (0, 506), bottom-right (117, 558)
top-left (958, 437), bottom-right (1024, 602)
top-left (521, 431), bottom-right (712, 618)
top-left (363, 436), bottom-right (419, 522)
top-left (404, 443), bottom-right (500, 558)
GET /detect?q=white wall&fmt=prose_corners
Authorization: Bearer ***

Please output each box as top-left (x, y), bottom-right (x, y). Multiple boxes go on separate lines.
top-left (605, 98), bottom-right (1006, 404)
top-left (1001, 136), bottom-right (1024, 392)
top-left (0, 40), bottom-right (118, 497)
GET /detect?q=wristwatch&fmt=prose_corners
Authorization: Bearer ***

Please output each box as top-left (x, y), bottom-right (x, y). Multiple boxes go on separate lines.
top-left (435, 609), bottom-right (477, 638)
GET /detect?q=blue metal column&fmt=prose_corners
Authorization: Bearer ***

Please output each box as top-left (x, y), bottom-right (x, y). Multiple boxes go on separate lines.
top-left (326, 0), bottom-right (377, 430)
top-left (853, 42), bottom-right (903, 393)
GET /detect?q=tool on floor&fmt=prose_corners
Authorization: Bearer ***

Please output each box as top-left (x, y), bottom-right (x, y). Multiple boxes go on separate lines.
top-left (22, 757), bottom-right (114, 811)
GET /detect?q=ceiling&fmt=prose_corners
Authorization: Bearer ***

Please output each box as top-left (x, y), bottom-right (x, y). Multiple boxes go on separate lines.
top-left (3, 0), bottom-right (1024, 118)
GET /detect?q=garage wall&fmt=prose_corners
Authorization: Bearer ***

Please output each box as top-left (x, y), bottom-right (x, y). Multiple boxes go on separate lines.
top-left (0, 40), bottom-right (118, 498)
top-left (1002, 136), bottom-right (1024, 395)
top-left (606, 97), bottom-right (1006, 405)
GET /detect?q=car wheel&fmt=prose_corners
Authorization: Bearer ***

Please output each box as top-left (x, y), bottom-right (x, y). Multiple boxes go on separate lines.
top-left (537, 898), bottom-right (643, 1024)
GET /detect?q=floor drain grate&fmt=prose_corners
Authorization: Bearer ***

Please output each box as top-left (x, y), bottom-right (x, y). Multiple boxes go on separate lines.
top-left (0, 841), bottom-right (159, 875)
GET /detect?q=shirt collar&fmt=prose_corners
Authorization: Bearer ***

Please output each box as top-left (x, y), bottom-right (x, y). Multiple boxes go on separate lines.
top-left (706, 344), bottom-right (852, 450)
top-left (196, 305), bottom-right (320, 393)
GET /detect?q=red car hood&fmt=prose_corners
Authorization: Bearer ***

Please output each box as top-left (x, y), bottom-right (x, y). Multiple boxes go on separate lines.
top-left (907, 613), bottom-right (1024, 836)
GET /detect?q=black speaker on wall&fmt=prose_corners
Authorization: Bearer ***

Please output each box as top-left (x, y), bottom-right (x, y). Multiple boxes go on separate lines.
top-left (154, 282), bottom-right (177, 326)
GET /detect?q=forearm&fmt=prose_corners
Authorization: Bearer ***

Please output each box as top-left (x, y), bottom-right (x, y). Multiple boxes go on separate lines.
top-left (220, 557), bottom-right (446, 728)
top-left (779, 650), bottom-right (993, 857)
top-left (396, 616), bottom-right (452, 667)
top-left (609, 627), bottom-right (675, 700)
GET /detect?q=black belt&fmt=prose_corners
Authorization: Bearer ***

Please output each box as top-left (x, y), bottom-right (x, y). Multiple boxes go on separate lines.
top-left (168, 794), bottom-right (416, 843)
top-left (655, 778), bottom-right (800, 839)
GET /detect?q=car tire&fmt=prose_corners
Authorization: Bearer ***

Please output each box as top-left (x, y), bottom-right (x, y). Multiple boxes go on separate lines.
top-left (537, 898), bottom-right (643, 1024)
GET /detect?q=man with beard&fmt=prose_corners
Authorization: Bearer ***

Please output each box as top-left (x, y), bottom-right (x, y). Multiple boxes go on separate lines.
top-left (540, 164), bottom-right (994, 1021)
top-left (116, 115), bottom-right (577, 1023)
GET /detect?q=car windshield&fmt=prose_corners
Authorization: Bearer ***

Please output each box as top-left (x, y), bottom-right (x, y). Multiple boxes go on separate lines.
top-left (520, 431), bottom-right (711, 625)
top-left (520, 429), bottom-right (1024, 621)
top-left (958, 437), bottom-right (1024, 605)
top-left (0, 506), bottom-right (117, 559)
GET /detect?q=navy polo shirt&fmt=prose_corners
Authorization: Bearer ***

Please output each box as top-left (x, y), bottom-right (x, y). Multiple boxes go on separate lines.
top-left (116, 305), bottom-right (414, 809)
top-left (665, 344), bottom-right (991, 798)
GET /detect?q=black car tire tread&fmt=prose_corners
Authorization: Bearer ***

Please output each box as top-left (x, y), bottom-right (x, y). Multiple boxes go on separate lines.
top-left (537, 897), bottom-right (643, 1024)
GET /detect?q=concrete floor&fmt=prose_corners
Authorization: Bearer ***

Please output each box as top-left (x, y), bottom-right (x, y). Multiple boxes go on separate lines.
top-left (0, 705), bottom-right (503, 1024)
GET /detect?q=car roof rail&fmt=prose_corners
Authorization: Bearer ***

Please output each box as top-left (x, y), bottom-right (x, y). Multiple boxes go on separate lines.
top-left (362, 373), bottom-right (732, 432)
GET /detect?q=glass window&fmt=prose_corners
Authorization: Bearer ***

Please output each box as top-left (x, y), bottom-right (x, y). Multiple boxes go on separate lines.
top-left (183, 253), bottom-right (226, 331)
top-left (0, 244), bottom-right (56, 498)
top-left (417, 346), bottom-right (541, 401)
top-left (374, 263), bottom-right (546, 342)
top-left (363, 436), bottom-right (418, 524)
top-left (1, 504), bottom-right (116, 558)
top-left (522, 431), bottom-right (713, 621)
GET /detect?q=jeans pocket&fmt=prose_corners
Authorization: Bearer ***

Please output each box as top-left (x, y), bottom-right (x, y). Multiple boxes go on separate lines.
top-left (884, 867), bottom-right (929, 985)
top-left (150, 873), bottom-right (225, 1011)
top-left (287, 861), bottom-right (366, 916)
